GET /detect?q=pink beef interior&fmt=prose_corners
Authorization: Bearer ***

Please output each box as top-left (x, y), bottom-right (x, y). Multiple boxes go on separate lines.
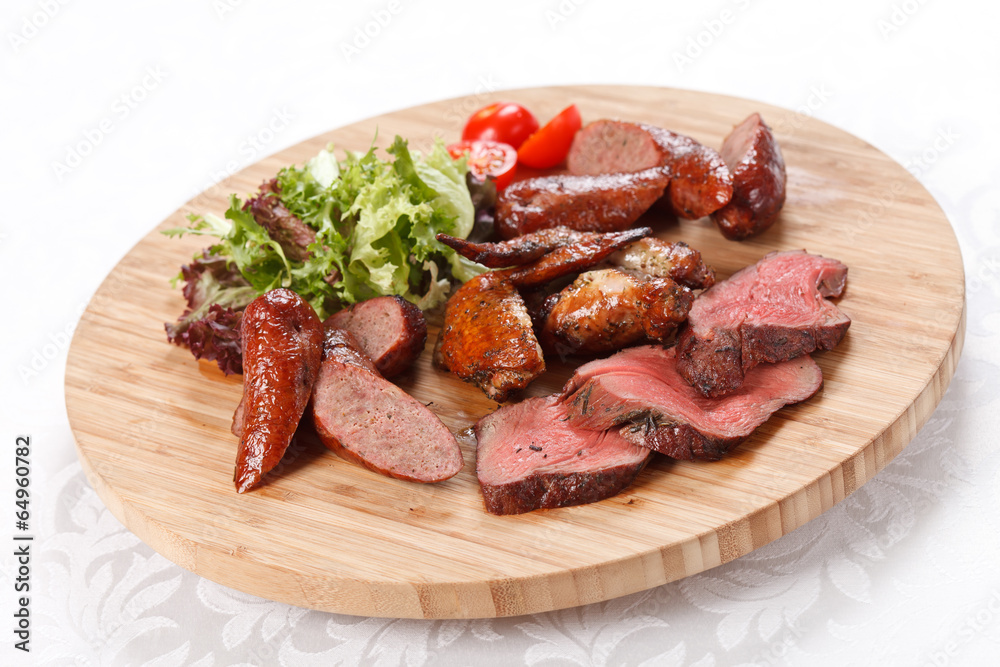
top-left (690, 250), bottom-right (849, 335)
top-left (476, 396), bottom-right (650, 486)
top-left (566, 346), bottom-right (823, 438)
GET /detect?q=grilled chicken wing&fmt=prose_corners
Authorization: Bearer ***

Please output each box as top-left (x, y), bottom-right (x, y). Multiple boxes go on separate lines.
top-left (434, 271), bottom-right (544, 403)
top-left (606, 237), bottom-right (716, 289)
top-left (500, 227), bottom-right (651, 289)
top-left (539, 268), bottom-right (693, 356)
top-left (436, 227), bottom-right (595, 268)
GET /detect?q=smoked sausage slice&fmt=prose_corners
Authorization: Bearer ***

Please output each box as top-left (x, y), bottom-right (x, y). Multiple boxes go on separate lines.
top-left (323, 296), bottom-right (427, 378)
top-left (312, 329), bottom-right (463, 483)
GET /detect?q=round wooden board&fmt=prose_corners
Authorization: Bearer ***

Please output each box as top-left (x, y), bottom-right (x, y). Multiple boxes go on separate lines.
top-left (65, 85), bottom-right (965, 619)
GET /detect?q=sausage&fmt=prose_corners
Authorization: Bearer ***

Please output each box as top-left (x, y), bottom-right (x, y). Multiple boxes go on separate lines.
top-left (233, 288), bottom-right (323, 493)
top-left (495, 168), bottom-right (670, 240)
top-left (710, 113), bottom-right (787, 240)
top-left (312, 328), bottom-right (463, 483)
top-left (566, 120), bottom-right (733, 220)
top-left (322, 295), bottom-right (427, 378)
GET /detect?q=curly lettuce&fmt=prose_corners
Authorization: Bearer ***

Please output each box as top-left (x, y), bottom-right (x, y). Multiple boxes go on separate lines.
top-left (164, 134), bottom-right (486, 373)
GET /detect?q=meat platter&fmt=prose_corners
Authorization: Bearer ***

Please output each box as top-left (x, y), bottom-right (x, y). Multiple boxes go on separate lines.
top-left (64, 85), bottom-right (965, 619)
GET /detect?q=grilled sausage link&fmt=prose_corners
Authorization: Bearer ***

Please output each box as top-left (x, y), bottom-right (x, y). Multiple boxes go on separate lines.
top-left (233, 288), bottom-right (323, 493)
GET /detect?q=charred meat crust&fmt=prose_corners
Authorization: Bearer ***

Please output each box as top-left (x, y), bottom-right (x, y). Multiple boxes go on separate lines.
top-left (478, 465), bottom-right (649, 515)
top-left (436, 227), bottom-right (598, 268)
top-left (475, 396), bottom-right (651, 515)
top-left (234, 288), bottom-right (324, 493)
top-left (499, 227), bottom-right (652, 289)
top-left (675, 250), bottom-right (850, 398)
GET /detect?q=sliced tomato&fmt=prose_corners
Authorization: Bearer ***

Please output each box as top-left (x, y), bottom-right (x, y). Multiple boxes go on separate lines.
top-left (461, 102), bottom-right (539, 150)
top-left (516, 104), bottom-right (583, 170)
top-left (448, 140), bottom-right (518, 191)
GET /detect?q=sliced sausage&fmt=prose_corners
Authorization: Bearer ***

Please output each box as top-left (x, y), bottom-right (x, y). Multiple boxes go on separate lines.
top-left (323, 295), bottom-right (427, 378)
top-left (495, 168), bottom-right (670, 239)
top-left (234, 288), bottom-right (323, 493)
top-left (567, 120), bottom-right (733, 220)
top-left (312, 329), bottom-right (463, 483)
top-left (710, 113), bottom-right (787, 240)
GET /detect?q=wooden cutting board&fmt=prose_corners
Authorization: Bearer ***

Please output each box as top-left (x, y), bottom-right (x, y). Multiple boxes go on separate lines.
top-left (64, 85), bottom-right (965, 619)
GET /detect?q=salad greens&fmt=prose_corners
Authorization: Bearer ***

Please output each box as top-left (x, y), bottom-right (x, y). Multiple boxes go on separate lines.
top-left (164, 135), bottom-right (486, 374)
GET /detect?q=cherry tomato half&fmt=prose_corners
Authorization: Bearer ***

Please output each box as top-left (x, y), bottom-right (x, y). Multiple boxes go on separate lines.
top-left (448, 140), bottom-right (518, 191)
top-left (461, 102), bottom-right (540, 150)
top-left (516, 104), bottom-right (583, 170)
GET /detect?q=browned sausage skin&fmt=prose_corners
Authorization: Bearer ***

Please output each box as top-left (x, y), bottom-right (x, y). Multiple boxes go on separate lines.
top-left (566, 120), bottom-right (733, 220)
top-left (495, 168), bottom-right (670, 239)
top-left (233, 288), bottom-right (323, 493)
top-left (710, 113), bottom-right (787, 240)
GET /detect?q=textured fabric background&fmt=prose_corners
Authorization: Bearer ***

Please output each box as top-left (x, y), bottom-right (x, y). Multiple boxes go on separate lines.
top-left (3, 1), bottom-right (997, 665)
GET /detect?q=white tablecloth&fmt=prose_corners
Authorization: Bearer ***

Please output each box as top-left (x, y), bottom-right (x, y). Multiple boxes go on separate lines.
top-left (4, 1), bottom-right (998, 664)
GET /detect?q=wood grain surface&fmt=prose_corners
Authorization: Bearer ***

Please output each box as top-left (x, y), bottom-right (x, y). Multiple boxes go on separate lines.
top-left (64, 85), bottom-right (965, 619)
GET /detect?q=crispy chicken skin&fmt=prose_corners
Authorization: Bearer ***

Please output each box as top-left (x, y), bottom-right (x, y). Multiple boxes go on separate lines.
top-left (233, 288), bottom-right (323, 493)
top-left (500, 227), bottom-right (651, 289)
top-left (539, 268), bottom-right (694, 356)
top-left (434, 271), bottom-right (544, 403)
top-left (606, 237), bottom-right (715, 290)
top-left (436, 227), bottom-right (596, 268)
